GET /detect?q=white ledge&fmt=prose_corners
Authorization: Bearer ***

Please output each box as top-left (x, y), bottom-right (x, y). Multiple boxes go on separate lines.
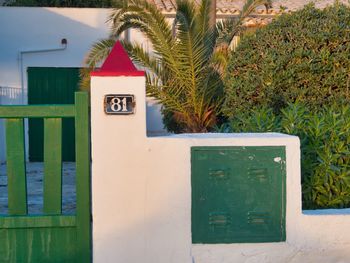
top-left (150, 132), bottom-right (297, 139)
top-left (303, 208), bottom-right (350, 216)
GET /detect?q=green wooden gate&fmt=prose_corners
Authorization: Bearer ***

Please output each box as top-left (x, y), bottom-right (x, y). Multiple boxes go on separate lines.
top-left (28, 67), bottom-right (80, 162)
top-left (0, 92), bottom-right (91, 263)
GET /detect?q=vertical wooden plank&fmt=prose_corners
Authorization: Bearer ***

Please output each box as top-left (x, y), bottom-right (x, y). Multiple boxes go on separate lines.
top-left (6, 118), bottom-right (27, 215)
top-left (75, 92), bottom-right (91, 262)
top-left (43, 118), bottom-right (62, 214)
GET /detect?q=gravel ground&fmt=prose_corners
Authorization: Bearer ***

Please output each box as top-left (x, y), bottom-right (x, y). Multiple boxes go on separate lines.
top-left (0, 162), bottom-right (76, 215)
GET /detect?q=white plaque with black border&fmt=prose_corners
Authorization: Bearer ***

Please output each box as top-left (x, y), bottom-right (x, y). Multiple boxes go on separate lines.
top-left (104, 94), bottom-right (135, 115)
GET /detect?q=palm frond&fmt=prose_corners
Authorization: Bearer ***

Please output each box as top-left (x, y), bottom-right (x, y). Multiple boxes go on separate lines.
top-left (194, 0), bottom-right (211, 37)
top-left (121, 40), bottom-right (161, 77)
top-left (83, 0), bottom-right (262, 132)
top-left (108, 0), bottom-right (177, 68)
top-left (110, 5), bottom-right (193, 89)
top-left (110, 0), bottom-right (172, 39)
top-left (194, 0), bottom-right (217, 62)
top-left (218, 0), bottom-right (272, 47)
top-left (84, 38), bottom-right (116, 68)
top-left (241, 0), bottom-right (272, 18)
top-left (79, 67), bottom-right (93, 91)
top-left (216, 19), bottom-right (236, 46)
top-left (174, 1), bottom-right (198, 90)
top-left (80, 38), bottom-right (116, 91)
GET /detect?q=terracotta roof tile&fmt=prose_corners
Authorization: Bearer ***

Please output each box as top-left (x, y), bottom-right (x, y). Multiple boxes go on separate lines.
top-left (149, 0), bottom-right (349, 16)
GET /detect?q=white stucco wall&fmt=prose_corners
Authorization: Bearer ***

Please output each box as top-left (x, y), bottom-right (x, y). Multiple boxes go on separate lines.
top-left (0, 7), bottom-right (165, 162)
top-left (90, 74), bottom-right (350, 263)
top-left (0, 7), bottom-right (110, 97)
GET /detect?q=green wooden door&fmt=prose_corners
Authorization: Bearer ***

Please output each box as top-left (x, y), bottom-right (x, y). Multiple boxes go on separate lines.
top-left (191, 146), bottom-right (286, 243)
top-left (0, 92), bottom-right (91, 263)
top-left (28, 67), bottom-right (80, 162)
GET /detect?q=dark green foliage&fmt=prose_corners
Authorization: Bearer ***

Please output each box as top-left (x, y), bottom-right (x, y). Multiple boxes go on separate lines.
top-left (161, 109), bottom-right (186, 134)
top-left (223, 4), bottom-right (350, 118)
top-left (3, 0), bottom-right (113, 7)
top-left (220, 104), bottom-right (350, 209)
top-left (222, 3), bottom-right (350, 209)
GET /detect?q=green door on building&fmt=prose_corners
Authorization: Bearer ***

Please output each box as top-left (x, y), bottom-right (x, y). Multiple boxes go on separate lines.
top-left (28, 67), bottom-right (80, 162)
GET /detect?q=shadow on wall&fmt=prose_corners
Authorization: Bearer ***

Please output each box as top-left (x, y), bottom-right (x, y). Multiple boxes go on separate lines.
top-left (0, 7), bottom-right (110, 90)
top-left (0, 7), bottom-right (111, 164)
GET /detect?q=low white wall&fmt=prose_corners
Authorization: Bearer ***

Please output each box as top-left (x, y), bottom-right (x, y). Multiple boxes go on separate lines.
top-left (90, 72), bottom-right (350, 263)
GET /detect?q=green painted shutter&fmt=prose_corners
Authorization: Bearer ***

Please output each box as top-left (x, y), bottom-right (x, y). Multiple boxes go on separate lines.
top-left (191, 146), bottom-right (286, 243)
top-left (28, 67), bottom-right (80, 162)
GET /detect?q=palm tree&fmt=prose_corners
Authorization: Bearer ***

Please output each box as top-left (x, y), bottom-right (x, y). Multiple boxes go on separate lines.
top-left (209, 0), bottom-right (216, 30)
top-left (82, 0), bottom-right (271, 133)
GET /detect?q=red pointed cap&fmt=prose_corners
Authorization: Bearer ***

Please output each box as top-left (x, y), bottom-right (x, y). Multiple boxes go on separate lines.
top-left (91, 41), bottom-right (144, 76)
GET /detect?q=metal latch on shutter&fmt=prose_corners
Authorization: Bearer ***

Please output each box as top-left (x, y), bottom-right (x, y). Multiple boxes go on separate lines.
top-left (209, 168), bottom-right (230, 179)
top-left (247, 212), bottom-right (269, 225)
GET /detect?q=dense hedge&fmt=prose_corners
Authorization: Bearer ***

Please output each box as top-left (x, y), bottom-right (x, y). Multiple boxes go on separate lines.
top-left (223, 4), bottom-right (350, 117)
top-left (219, 104), bottom-right (350, 209)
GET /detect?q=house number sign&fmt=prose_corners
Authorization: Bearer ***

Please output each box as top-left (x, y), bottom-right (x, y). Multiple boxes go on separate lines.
top-left (104, 94), bottom-right (135, 114)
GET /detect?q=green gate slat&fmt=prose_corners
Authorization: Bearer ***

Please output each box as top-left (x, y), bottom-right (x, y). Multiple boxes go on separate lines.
top-left (0, 215), bottom-right (76, 229)
top-left (6, 119), bottom-right (27, 216)
top-left (75, 92), bottom-right (91, 262)
top-left (43, 118), bottom-right (62, 214)
top-left (0, 105), bottom-right (75, 118)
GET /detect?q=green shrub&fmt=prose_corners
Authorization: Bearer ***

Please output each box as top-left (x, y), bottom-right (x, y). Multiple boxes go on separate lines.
top-left (220, 104), bottom-right (350, 209)
top-left (223, 3), bottom-right (350, 118)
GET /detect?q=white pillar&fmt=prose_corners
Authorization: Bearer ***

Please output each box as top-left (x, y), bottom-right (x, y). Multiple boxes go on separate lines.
top-left (90, 41), bottom-right (150, 263)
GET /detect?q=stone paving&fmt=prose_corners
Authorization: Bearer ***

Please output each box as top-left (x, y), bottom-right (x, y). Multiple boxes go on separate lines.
top-left (0, 162), bottom-right (76, 215)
